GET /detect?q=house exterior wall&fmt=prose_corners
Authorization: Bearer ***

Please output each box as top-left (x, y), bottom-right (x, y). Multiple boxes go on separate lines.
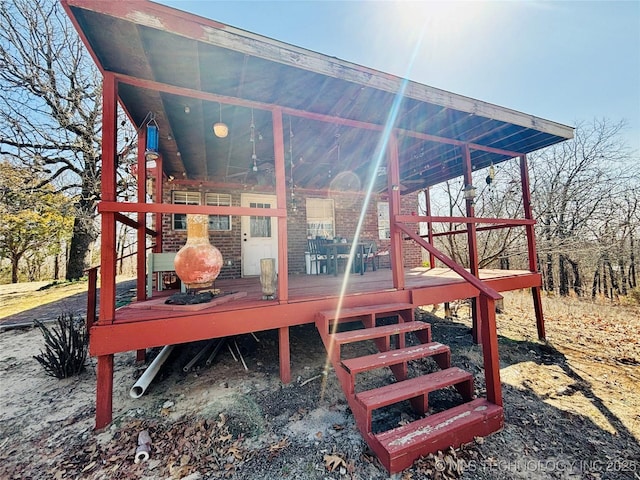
top-left (158, 183), bottom-right (421, 279)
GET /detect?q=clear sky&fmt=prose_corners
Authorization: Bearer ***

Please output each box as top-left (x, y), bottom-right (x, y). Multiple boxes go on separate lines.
top-left (157, 1), bottom-right (640, 153)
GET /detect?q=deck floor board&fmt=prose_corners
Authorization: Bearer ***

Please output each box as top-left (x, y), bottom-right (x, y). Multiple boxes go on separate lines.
top-left (113, 267), bottom-right (537, 324)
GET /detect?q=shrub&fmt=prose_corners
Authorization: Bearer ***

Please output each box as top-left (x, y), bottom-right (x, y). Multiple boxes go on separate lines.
top-left (33, 313), bottom-right (88, 379)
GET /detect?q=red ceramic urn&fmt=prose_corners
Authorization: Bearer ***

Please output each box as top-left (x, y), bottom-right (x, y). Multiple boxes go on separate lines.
top-left (174, 214), bottom-right (223, 289)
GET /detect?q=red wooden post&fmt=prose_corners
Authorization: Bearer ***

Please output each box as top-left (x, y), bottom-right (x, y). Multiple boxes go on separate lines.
top-left (154, 155), bottom-right (163, 254)
top-left (98, 72), bottom-right (117, 325)
top-left (520, 154), bottom-right (545, 339)
top-left (95, 71), bottom-right (117, 429)
top-left (478, 295), bottom-right (502, 406)
top-left (95, 355), bottom-right (114, 429)
top-left (136, 127), bottom-right (148, 362)
top-left (272, 108), bottom-right (289, 302)
top-left (387, 132), bottom-right (404, 290)
top-left (278, 326), bottom-right (291, 383)
top-left (86, 267), bottom-right (98, 330)
top-left (462, 145), bottom-right (480, 343)
top-left (424, 188), bottom-right (436, 268)
top-left (136, 128), bottom-right (147, 301)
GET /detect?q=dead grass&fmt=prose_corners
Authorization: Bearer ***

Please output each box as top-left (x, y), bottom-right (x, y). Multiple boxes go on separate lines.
top-left (0, 281), bottom-right (88, 320)
top-left (499, 290), bottom-right (640, 441)
top-left (429, 291), bottom-right (640, 442)
top-left (1, 285), bottom-right (639, 479)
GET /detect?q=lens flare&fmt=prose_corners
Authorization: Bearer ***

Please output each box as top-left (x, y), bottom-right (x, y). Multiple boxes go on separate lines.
top-left (319, 28), bottom-right (425, 400)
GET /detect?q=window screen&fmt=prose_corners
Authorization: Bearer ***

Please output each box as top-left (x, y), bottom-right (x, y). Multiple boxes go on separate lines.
top-left (172, 191), bottom-right (200, 230)
top-left (306, 198), bottom-right (335, 239)
top-left (205, 193), bottom-right (232, 231)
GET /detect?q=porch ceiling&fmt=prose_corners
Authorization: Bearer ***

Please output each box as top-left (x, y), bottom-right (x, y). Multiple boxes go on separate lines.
top-left (64, 0), bottom-right (573, 193)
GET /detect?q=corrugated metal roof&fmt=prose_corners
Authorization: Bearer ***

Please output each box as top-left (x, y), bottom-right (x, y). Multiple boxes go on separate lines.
top-left (63, 0), bottom-right (573, 192)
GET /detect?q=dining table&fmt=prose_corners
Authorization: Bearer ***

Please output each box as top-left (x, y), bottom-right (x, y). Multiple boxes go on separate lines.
top-left (323, 242), bottom-right (367, 276)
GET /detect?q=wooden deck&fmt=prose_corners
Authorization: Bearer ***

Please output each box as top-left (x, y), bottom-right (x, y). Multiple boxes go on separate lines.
top-left (90, 267), bottom-right (539, 356)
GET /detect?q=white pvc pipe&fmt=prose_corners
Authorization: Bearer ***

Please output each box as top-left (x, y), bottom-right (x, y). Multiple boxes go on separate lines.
top-left (129, 345), bottom-right (175, 399)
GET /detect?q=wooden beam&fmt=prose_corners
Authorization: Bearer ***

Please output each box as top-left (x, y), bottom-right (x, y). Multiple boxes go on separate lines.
top-left (521, 154), bottom-right (546, 340)
top-left (432, 223), bottom-right (530, 237)
top-left (396, 215), bottom-right (535, 226)
top-left (98, 72), bottom-right (117, 326)
top-left (89, 289), bottom-right (413, 356)
top-left (95, 355), bottom-right (114, 429)
top-left (272, 108), bottom-right (289, 302)
top-left (520, 155), bottom-right (539, 273)
top-left (114, 213), bottom-right (157, 237)
top-left (423, 188), bottom-right (436, 269)
top-left (278, 326), bottom-right (291, 384)
top-left (398, 128), bottom-right (525, 158)
top-left (99, 201), bottom-right (287, 218)
top-left (113, 72), bottom-right (537, 160)
top-left (154, 156), bottom-right (163, 253)
top-left (110, 71), bottom-right (565, 227)
top-left (114, 72), bottom-right (384, 131)
top-left (86, 267), bottom-right (98, 329)
top-left (478, 296), bottom-right (502, 406)
top-left (388, 133), bottom-right (404, 290)
top-left (136, 131), bottom-right (148, 301)
top-left (462, 145), bottom-right (480, 343)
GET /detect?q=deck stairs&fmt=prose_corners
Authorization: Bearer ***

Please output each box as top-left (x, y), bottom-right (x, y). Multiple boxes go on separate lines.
top-left (315, 302), bottom-right (503, 473)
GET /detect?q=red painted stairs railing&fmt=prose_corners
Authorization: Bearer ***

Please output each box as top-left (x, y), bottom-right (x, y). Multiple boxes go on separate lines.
top-left (316, 302), bottom-right (503, 473)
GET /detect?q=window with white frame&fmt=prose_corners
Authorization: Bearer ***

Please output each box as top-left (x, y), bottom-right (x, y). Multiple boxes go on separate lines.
top-left (172, 191), bottom-right (200, 230)
top-left (377, 201), bottom-right (390, 239)
top-left (205, 193), bottom-right (232, 231)
top-left (306, 198), bottom-right (335, 239)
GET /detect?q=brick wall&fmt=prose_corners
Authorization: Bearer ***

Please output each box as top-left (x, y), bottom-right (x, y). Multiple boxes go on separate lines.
top-left (160, 186), bottom-right (242, 279)
top-left (156, 184), bottom-right (422, 279)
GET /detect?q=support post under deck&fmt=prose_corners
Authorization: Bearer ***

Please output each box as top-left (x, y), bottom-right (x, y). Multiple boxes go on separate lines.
top-left (95, 71), bottom-right (117, 428)
top-left (95, 355), bottom-right (114, 430)
top-left (278, 326), bottom-right (291, 384)
top-left (520, 154), bottom-right (545, 339)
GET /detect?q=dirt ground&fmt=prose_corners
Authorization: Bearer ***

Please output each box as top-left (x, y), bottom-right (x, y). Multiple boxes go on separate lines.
top-left (0, 286), bottom-right (639, 480)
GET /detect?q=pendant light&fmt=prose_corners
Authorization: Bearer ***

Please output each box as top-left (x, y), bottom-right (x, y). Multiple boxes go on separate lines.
top-left (213, 102), bottom-right (228, 138)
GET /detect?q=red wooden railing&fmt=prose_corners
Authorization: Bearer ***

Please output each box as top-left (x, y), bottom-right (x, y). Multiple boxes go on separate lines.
top-left (85, 246), bottom-right (155, 330)
top-left (396, 223), bottom-right (503, 407)
top-left (397, 212), bottom-right (545, 340)
top-left (397, 214), bottom-right (536, 267)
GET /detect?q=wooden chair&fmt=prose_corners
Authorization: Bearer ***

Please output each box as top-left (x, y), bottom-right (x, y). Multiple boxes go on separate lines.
top-left (362, 243), bottom-right (377, 272)
top-left (375, 245), bottom-right (391, 269)
top-left (147, 252), bottom-right (185, 298)
top-left (307, 239), bottom-right (327, 275)
top-left (362, 243), bottom-right (391, 271)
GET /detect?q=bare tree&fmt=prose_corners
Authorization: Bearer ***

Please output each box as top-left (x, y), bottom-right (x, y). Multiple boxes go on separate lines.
top-left (473, 161), bottom-right (528, 269)
top-left (529, 118), bottom-right (637, 296)
top-left (429, 119), bottom-right (639, 299)
top-left (431, 161), bottom-right (529, 271)
top-left (0, 0), bottom-right (102, 280)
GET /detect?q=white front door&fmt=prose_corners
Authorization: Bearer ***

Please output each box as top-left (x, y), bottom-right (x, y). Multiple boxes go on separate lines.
top-left (241, 194), bottom-right (278, 277)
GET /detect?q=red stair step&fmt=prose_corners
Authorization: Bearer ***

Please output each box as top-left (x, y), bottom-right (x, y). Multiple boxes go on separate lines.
top-left (374, 398), bottom-right (504, 473)
top-left (319, 302), bottom-right (414, 323)
top-left (356, 367), bottom-right (473, 412)
top-left (341, 342), bottom-right (450, 375)
top-left (331, 321), bottom-right (430, 346)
